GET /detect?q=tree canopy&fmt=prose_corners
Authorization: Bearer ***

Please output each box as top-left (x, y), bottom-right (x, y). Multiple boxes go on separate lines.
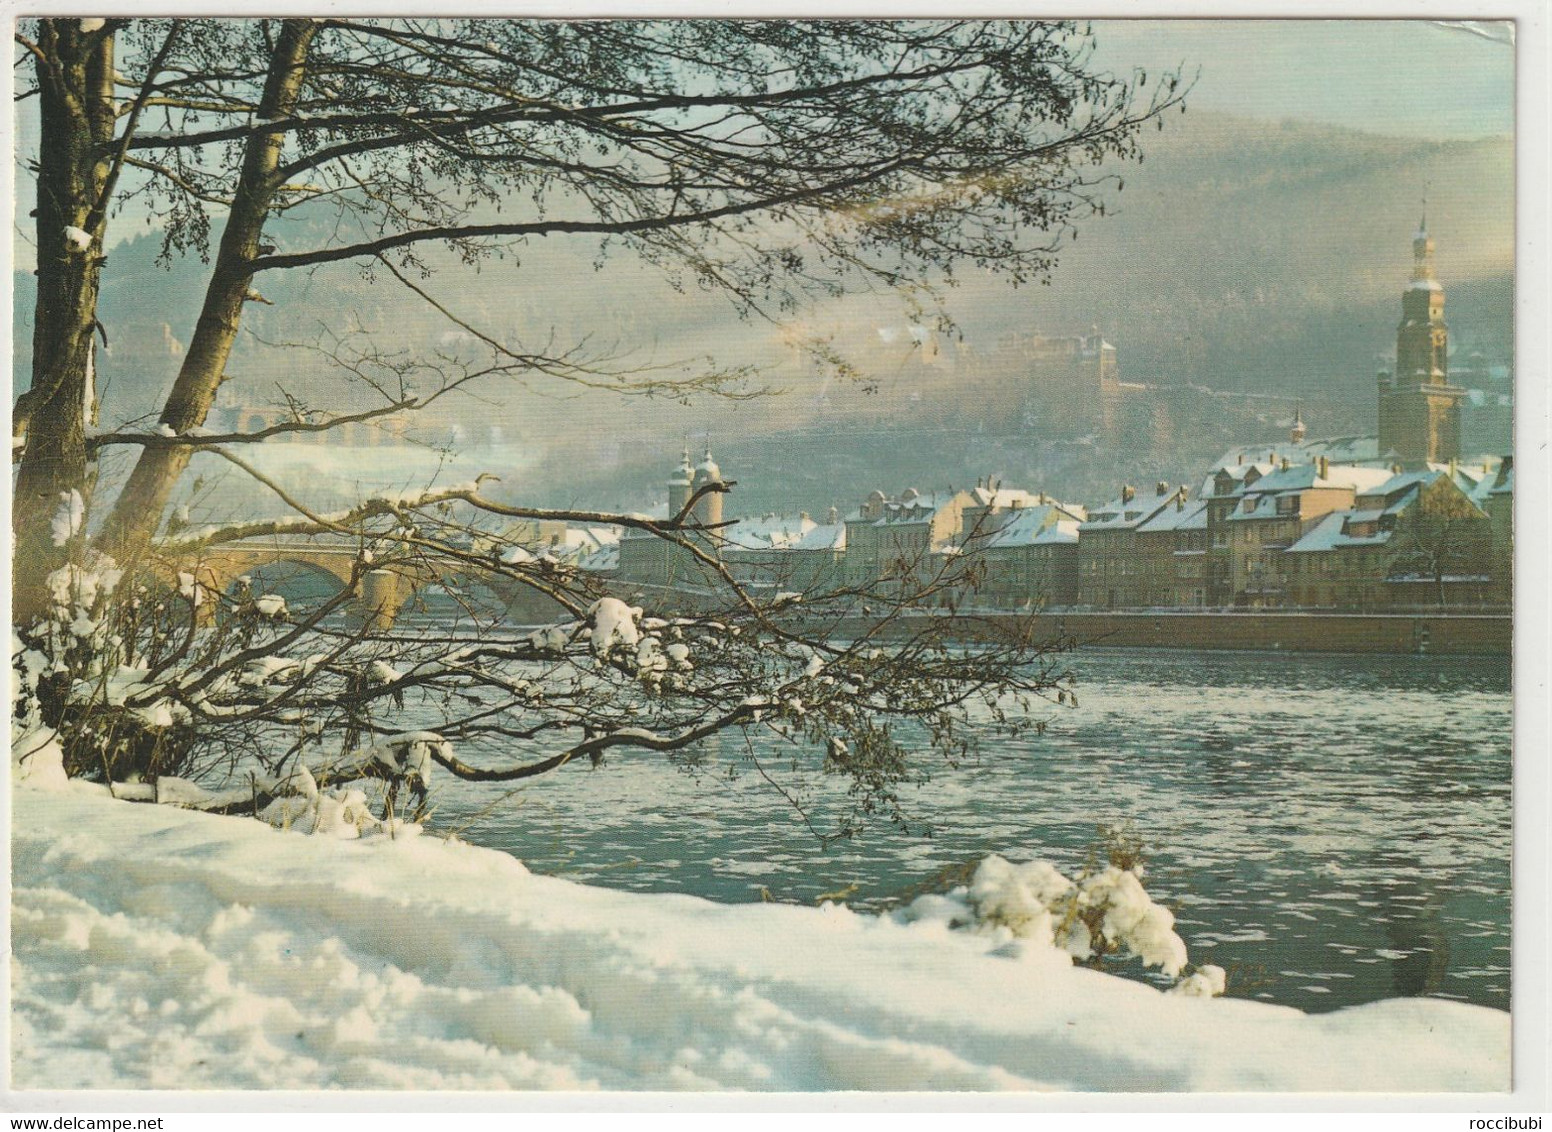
top-left (12, 18), bottom-right (1185, 839)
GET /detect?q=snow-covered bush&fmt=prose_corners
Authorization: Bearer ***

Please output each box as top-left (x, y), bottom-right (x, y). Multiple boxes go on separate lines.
top-left (12, 552), bottom-right (204, 783)
top-left (896, 850), bottom-right (1223, 996)
top-left (257, 765), bottom-right (409, 839)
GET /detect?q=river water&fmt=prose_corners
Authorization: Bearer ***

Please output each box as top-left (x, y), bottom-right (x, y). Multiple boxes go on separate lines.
top-left (426, 646), bottom-right (1511, 1016)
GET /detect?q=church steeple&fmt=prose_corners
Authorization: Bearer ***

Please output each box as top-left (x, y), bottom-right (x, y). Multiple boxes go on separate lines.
top-left (1397, 207), bottom-right (1447, 383)
top-left (667, 446), bottom-right (694, 517)
top-left (690, 445), bottom-right (725, 528)
top-left (1377, 214), bottom-right (1464, 469)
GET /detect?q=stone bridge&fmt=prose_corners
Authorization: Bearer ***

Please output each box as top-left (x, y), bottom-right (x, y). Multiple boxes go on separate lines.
top-left (162, 535), bottom-right (564, 629)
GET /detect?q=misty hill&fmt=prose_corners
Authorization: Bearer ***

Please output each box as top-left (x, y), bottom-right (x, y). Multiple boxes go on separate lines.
top-left (960, 111), bottom-right (1513, 393)
top-left (14, 110), bottom-right (1513, 516)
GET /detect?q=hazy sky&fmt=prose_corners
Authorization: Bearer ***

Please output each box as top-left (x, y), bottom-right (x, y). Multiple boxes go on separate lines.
top-left (1093, 20), bottom-right (1513, 139)
top-left (7, 17), bottom-right (1514, 270)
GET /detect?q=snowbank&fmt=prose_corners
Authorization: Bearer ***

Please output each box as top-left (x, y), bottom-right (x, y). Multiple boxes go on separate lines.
top-left (11, 785), bottom-right (1508, 1092)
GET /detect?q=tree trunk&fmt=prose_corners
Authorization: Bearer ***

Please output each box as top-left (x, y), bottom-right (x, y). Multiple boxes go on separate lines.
top-left (13, 21), bottom-right (117, 622)
top-left (96, 19), bottom-right (317, 564)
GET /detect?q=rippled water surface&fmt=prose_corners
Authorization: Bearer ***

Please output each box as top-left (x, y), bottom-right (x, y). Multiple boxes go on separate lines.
top-left (433, 648), bottom-right (1512, 1014)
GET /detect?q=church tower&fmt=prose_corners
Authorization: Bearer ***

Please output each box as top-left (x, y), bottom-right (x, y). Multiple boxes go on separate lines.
top-left (667, 447), bottom-right (693, 518)
top-left (1377, 214), bottom-right (1464, 468)
top-left (690, 447), bottom-right (724, 529)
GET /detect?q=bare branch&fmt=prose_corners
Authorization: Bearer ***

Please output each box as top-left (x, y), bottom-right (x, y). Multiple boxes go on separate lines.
top-left (85, 397), bottom-right (419, 453)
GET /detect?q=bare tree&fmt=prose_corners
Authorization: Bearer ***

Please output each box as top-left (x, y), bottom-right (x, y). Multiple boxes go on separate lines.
top-left (1383, 479), bottom-right (1493, 607)
top-left (12, 17), bottom-right (1177, 839)
top-left (14, 19), bottom-right (1187, 586)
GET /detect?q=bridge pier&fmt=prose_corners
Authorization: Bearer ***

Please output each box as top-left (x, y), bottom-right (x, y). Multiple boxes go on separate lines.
top-left (352, 568), bottom-right (411, 631)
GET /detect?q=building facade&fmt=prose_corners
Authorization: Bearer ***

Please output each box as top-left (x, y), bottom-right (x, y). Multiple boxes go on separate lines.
top-left (1076, 482), bottom-right (1183, 608)
top-left (973, 504), bottom-right (1082, 607)
top-left (1284, 469), bottom-right (1493, 608)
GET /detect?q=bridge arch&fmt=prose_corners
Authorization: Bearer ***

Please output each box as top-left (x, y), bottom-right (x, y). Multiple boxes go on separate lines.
top-left (157, 537), bottom-right (568, 629)
top-left (227, 558), bottom-right (350, 616)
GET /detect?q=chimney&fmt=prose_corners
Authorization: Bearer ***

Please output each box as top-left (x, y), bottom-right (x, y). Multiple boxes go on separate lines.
top-left (1317, 455), bottom-right (1329, 480)
top-left (1238, 454), bottom-right (1244, 466)
top-left (826, 505), bottom-right (839, 524)
top-left (1448, 457), bottom-right (1458, 480)
top-left (799, 511), bottom-right (811, 523)
top-left (1121, 484), bottom-right (1136, 504)
top-left (1156, 480), bottom-right (1169, 496)
top-left (1281, 457), bottom-right (1290, 471)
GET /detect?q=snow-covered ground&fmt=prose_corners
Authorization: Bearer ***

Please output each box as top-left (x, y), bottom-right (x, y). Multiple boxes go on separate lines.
top-left (11, 783), bottom-right (1509, 1092)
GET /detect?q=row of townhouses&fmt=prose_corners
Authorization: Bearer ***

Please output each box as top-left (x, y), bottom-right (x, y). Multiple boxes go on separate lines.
top-left (593, 441), bottom-right (1510, 611)
top-left (530, 222), bottom-right (1511, 612)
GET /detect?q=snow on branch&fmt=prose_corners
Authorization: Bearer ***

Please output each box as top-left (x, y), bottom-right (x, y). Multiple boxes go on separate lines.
top-left (85, 397), bottom-right (419, 453)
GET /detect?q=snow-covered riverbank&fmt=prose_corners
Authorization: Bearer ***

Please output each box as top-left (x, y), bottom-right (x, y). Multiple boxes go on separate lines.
top-left (11, 783), bottom-right (1509, 1092)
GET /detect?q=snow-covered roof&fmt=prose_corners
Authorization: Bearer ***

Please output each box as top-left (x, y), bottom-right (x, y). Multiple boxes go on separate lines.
top-left (1321, 464), bottom-right (1396, 492)
top-left (720, 513), bottom-right (817, 553)
top-left (1210, 435), bottom-right (1392, 474)
top-left (1253, 462), bottom-right (1394, 495)
top-left (1359, 469), bottom-right (1490, 520)
top-left (493, 523), bottom-right (622, 565)
top-left (1284, 511), bottom-right (1392, 554)
top-left (979, 507), bottom-right (1079, 550)
top-left (1356, 469), bottom-right (1432, 505)
top-left (560, 525), bottom-right (620, 552)
top-left (1079, 487), bottom-right (1180, 531)
top-left (577, 544), bottom-right (620, 573)
top-left (1136, 498), bottom-right (1208, 534)
top-left (1211, 461), bottom-right (1273, 483)
top-left (965, 485), bottom-right (1036, 510)
top-left (790, 522), bottom-right (846, 552)
top-left (1200, 463), bottom-right (1273, 499)
top-left (845, 490), bottom-right (959, 527)
top-left (1237, 464), bottom-right (1321, 493)
top-left (1227, 495), bottom-right (1274, 522)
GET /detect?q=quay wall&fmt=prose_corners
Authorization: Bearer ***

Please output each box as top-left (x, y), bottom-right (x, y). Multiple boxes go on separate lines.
top-left (1014, 610), bottom-right (1510, 656)
top-left (810, 610), bottom-right (1512, 657)
top-left (601, 581), bottom-right (1511, 656)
